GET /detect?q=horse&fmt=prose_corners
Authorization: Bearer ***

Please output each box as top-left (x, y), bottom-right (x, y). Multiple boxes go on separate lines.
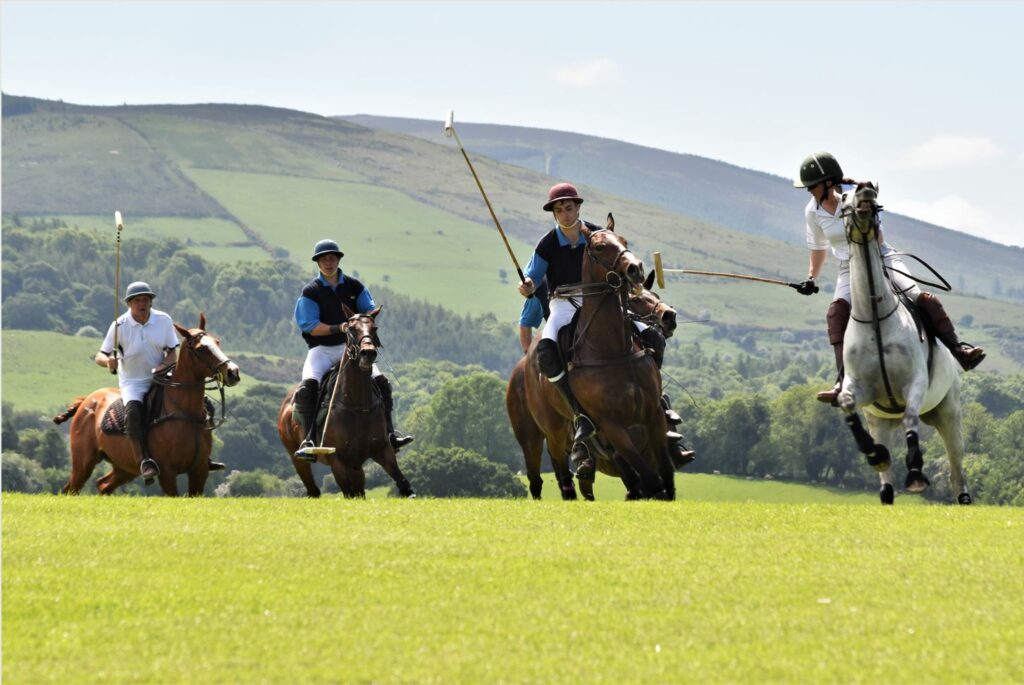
top-left (508, 269), bottom-right (680, 500)
top-left (277, 306), bottom-right (415, 498)
top-left (836, 183), bottom-right (971, 505)
top-left (516, 214), bottom-right (674, 500)
top-left (54, 313), bottom-right (241, 496)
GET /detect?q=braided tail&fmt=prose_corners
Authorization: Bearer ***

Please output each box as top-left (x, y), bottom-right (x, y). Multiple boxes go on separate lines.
top-left (53, 397), bottom-right (86, 425)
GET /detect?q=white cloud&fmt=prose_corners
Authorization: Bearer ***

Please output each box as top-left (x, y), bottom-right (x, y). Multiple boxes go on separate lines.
top-left (895, 135), bottom-right (1001, 170)
top-left (893, 195), bottom-right (991, 235)
top-left (551, 58), bottom-right (620, 88)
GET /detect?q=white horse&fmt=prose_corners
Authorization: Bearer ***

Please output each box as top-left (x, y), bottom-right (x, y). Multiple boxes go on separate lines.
top-left (836, 183), bottom-right (971, 505)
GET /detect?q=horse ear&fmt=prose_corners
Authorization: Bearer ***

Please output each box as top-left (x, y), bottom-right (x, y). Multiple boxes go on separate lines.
top-left (198, 312), bottom-right (207, 331)
top-left (644, 269), bottom-right (655, 291)
top-left (342, 303), bottom-right (356, 319)
top-left (174, 322), bottom-right (191, 340)
top-left (368, 305), bottom-right (382, 319)
top-left (606, 212), bottom-right (615, 232)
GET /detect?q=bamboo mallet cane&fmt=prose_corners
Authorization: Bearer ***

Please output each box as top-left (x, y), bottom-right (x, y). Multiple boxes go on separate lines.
top-left (444, 110), bottom-right (532, 293)
top-left (111, 211), bottom-right (124, 374)
top-left (653, 251), bottom-right (818, 292)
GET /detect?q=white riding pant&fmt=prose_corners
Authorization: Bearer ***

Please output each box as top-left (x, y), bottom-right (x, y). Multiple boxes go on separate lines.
top-left (302, 344), bottom-right (381, 382)
top-left (541, 296), bottom-right (648, 342)
top-left (119, 379), bottom-right (153, 404)
top-left (833, 253), bottom-right (921, 304)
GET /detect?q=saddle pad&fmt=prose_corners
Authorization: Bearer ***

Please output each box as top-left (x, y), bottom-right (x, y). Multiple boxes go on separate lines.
top-left (100, 399), bottom-right (128, 435)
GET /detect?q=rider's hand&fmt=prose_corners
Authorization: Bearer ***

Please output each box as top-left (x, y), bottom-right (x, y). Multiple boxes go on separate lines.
top-left (106, 356), bottom-right (118, 373)
top-left (518, 278), bottom-right (535, 298)
top-left (794, 279), bottom-right (819, 296)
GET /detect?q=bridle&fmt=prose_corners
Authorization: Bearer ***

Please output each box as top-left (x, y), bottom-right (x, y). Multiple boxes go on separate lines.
top-left (152, 330), bottom-right (233, 428)
top-left (344, 319), bottom-right (382, 363)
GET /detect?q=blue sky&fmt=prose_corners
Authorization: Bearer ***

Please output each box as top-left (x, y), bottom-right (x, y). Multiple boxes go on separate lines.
top-left (3, 1), bottom-right (1022, 246)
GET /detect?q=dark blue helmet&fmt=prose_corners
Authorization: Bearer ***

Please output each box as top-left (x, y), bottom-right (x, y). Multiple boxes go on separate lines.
top-left (124, 281), bottom-right (156, 302)
top-left (311, 239), bottom-right (344, 261)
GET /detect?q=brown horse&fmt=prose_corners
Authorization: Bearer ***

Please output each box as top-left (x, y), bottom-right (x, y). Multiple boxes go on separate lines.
top-left (55, 313), bottom-right (241, 496)
top-left (516, 215), bottom-right (674, 500)
top-left (277, 306), bottom-right (415, 498)
top-left (508, 269), bottom-right (679, 500)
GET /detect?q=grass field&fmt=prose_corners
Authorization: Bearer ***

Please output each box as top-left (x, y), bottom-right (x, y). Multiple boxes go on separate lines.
top-left (3, 494), bottom-right (1021, 683)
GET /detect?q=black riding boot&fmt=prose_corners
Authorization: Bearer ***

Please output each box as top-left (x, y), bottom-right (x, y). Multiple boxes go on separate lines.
top-left (293, 378), bottom-right (319, 461)
top-left (667, 431), bottom-right (696, 469)
top-left (536, 339), bottom-right (595, 443)
top-left (373, 375), bottom-right (413, 451)
top-left (661, 394), bottom-right (682, 426)
top-left (126, 400), bottom-right (158, 482)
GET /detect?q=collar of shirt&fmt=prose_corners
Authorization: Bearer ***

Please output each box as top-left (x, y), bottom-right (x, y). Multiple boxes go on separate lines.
top-left (317, 271), bottom-right (347, 289)
top-left (553, 224), bottom-right (588, 247)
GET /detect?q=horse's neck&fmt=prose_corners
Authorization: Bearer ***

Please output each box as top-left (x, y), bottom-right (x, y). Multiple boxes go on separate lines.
top-left (848, 240), bottom-right (897, 322)
top-left (577, 279), bottom-right (631, 357)
top-left (338, 360), bottom-right (374, 407)
top-left (166, 358), bottom-right (205, 413)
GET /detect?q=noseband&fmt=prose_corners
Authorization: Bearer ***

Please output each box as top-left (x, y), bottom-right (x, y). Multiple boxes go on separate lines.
top-left (345, 322), bottom-right (381, 362)
top-left (585, 230), bottom-right (637, 291)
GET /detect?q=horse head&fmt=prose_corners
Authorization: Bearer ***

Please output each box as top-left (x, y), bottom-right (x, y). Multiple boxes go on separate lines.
top-left (628, 269), bottom-right (678, 338)
top-left (843, 181), bottom-right (883, 245)
top-left (172, 313), bottom-right (241, 386)
top-left (341, 304), bottom-right (382, 372)
top-left (580, 212), bottom-right (645, 292)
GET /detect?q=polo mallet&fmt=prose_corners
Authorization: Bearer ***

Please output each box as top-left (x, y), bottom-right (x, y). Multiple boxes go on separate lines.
top-left (444, 110), bottom-right (530, 292)
top-left (296, 364), bottom-right (342, 458)
top-left (111, 211), bottom-right (124, 374)
top-left (653, 251), bottom-right (818, 293)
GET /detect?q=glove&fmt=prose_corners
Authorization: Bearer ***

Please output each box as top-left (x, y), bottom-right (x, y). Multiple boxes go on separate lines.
top-left (794, 279), bottom-right (818, 296)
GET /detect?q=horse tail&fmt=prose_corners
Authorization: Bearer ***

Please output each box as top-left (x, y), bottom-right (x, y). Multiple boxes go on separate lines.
top-left (53, 397), bottom-right (86, 425)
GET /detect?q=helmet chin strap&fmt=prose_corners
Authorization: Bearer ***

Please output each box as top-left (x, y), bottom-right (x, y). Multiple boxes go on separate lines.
top-left (556, 217), bottom-right (581, 231)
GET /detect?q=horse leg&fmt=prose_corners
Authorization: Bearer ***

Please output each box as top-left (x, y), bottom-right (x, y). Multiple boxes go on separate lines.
top-left (64, 451), bottom-right (102, 495)
top-left (547, 433), bottom-right (579, 501)
top-left (601, 424), bottom-right (667, 499)
top-left (843, 411), bottom-right (892, 473)
top-left (349, 466), bottom-right (367, 498)
top-left (659, 442), bottom-right (677, 501)
top-left (187, 469), bottom-right (209, 497)
top-left (95, 465), bottom-right (136, 495)
top-left (866, 415), bottom-right (900, 504)
top-left (374, 450), bottom-right (415, 498)
top-left (900, 382), bottom-right (931, 494)
top-left (925, 386), bottom-right (971, 504)
top-left (291, 456), bottom-right (321, 498)
top-left (157, 470), bottom-right (179, 497)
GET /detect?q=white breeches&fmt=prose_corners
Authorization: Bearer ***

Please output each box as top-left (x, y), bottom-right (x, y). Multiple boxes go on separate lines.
top-left (302, 345), bottom-right (381, 382)
top-left (834, 253), bottom-right (921, 304)
top-left (541, 297), bottom-right (581, 342)
top-left (119, 379), bottom-right (153, 404)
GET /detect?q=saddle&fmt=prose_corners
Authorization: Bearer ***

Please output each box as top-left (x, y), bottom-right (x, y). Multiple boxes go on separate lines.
top-left (557, 309), bottom-right (647, 371)
top-left (896, 291), bottom-right (937, 374)
top-left (101, 378), bottom-right (216, 435)
top-left (292, 362), bottom-right (382, 437)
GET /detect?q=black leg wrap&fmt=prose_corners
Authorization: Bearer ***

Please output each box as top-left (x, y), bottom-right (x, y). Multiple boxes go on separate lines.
top-left (846, 413), bottom-right (890, 471)
top-left (879, 483), bottom-right (895, 505)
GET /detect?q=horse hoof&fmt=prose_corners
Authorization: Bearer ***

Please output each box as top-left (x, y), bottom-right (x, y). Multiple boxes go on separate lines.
top-left (879, 484), bottom-right (895, 505)
top-left (957, 493), bottom-right (973, 505)
top-left (560, 487), bottom-right (578, 501)
top-left (405, 492), bottom-right (417, 499)
top-left (904, 470), bottom-right (931, 493)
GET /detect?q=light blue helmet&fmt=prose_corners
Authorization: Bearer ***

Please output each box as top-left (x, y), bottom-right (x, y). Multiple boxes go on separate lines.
top-left (311, 239), bottom-right (344, 261)
top-left (124, 281), bottom-right (156, 302)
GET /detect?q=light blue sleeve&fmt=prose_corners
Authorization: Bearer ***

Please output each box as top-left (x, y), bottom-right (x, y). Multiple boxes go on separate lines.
top-left (356, 288), bottom-right (376, 314)
top-left (518, 295), bottom-right (544, 328)
top-left (295, 296), bottom-right (320, 334)
top-left (523, 252), bottom-right (549, 286)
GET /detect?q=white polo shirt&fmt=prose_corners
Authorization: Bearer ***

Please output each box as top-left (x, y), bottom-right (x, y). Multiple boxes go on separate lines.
top-left (100, 309), bottom-right (179, 384)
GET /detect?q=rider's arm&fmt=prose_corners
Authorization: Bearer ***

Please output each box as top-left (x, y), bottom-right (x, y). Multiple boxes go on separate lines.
top-left (519, 252), bottom-right (548, 297)
top-left (97, 320), bottom-right (118, 371)
top-left (296, 296), bottom-right (345, 337)
top-left (808, 249), bottom-right (828, 280)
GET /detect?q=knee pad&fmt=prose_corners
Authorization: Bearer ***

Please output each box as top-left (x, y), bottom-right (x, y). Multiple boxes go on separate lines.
top-left (536, 339), bottom-right (564, 379)
top-left (826, 299), bottom-right (852, 345)
top-left (125, 400), bottom-right (144, 439)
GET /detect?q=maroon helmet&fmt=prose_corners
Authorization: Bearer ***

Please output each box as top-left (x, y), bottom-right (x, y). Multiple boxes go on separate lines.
top-left (543, 182), bottom-right (585, 212)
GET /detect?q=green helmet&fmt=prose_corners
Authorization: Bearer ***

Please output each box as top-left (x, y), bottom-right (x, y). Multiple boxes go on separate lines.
top-left (124, 281), bottom-right (156, 302)
top-left (794, 152), bottom-right (843, 188)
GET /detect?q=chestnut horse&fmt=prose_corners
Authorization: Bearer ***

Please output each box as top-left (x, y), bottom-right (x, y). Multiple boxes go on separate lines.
top-left (277, 306), bottom-right (415, 498)
top-left (55, 313), bottom-right (241, 496)
top-left (508, 269), bottom-right (679, 500)
top-left (516, 216), bottom-right (674, 500)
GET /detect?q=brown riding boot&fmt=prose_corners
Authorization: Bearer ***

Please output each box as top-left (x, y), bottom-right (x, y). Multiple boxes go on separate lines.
top-left (916, 292), bottom-right (985, 370)
top-left (817, 299), bottom-right (850, 405)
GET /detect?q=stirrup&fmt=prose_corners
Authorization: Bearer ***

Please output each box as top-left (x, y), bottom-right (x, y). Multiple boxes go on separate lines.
top-left (294, 439), bottom-right (328, 461)
top-left (140, 458), bottom-right (160, 480)
top-left (573, 415), bottom-right (595, 442)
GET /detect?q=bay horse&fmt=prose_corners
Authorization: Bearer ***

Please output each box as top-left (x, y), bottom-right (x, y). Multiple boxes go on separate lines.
top-left (836, 183), bottom-right (971, 504)
top-left (508, 269), bottom-right (679, 500)
top-left (277, 306), bottom-right (415, 498)
top-left (517, 215), bottom-right (674, 500)
top-left (55, 313), bottom-right (241, 496)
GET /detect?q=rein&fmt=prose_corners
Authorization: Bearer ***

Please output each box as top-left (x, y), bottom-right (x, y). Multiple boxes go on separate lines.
top-left (151, 332), bottom-right (232, 430)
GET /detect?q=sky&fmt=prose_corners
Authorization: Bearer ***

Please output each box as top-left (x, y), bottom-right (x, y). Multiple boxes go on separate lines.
top-left (2, 1), bottom-right (1022, 247)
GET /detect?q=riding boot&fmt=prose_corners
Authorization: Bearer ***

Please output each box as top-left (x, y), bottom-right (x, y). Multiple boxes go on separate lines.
top-left (916, 292), bottom-right (985, 370)
top-left (818, 299), bottom-right (851, 406)
top-left (293, 378), bottom-right (319, 461)
top-left (373, 375), bottom-right (413, 451)
top-left (667, 431), bottom-right (696, 469)
top-left (208, 460), bottom-right (226, 472)
top-left (661, 393), bottom-right (682, 426)
top-left (536, 338), bottom-right (595, 443)
top-left (125, 400), bottom-right (158, 482)
top-left (638, 325), bottom-right (666, 370)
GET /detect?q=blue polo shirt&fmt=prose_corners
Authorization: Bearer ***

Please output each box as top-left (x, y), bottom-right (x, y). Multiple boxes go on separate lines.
top-left (523, 223), bottom-right (589, 292)
top-left (295, 271), bottom-right (376, 348)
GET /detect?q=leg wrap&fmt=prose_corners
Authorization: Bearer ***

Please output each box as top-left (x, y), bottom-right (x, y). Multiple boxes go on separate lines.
top-left (125, 400), bottom-right (144, 440)
top-left (639, 326), bottom-right (666, 369)
top-left (536, 338), bottom-right (564, 380)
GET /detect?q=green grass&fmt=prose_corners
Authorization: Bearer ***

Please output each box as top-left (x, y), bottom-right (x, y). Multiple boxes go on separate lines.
top-left (4, 494), bottom-right (1022, 683)
top-left (1, 331), bottom-right (108, 416)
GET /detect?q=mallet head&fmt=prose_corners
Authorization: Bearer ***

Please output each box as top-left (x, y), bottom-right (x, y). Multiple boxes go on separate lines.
top-left (114, 210), bottom-right (124, 231)
top-left (653, 251), bottom-right (666, 290)
top-left (444, 110), bottom-right (454, 138)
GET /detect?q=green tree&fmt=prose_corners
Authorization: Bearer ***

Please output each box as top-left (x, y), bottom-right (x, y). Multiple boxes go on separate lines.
top-left (2, 452), bottom-right (49, 493)
top-left (215, 469), bottom-right (288, 497)
top-left (395, 447), bottom-right (526, 498)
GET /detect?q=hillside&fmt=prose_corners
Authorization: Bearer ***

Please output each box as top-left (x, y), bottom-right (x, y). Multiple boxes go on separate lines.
top-left (342, 114), bottom-right (1024, 302)
top-left (4, 94), bottom-right (1023, 371)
